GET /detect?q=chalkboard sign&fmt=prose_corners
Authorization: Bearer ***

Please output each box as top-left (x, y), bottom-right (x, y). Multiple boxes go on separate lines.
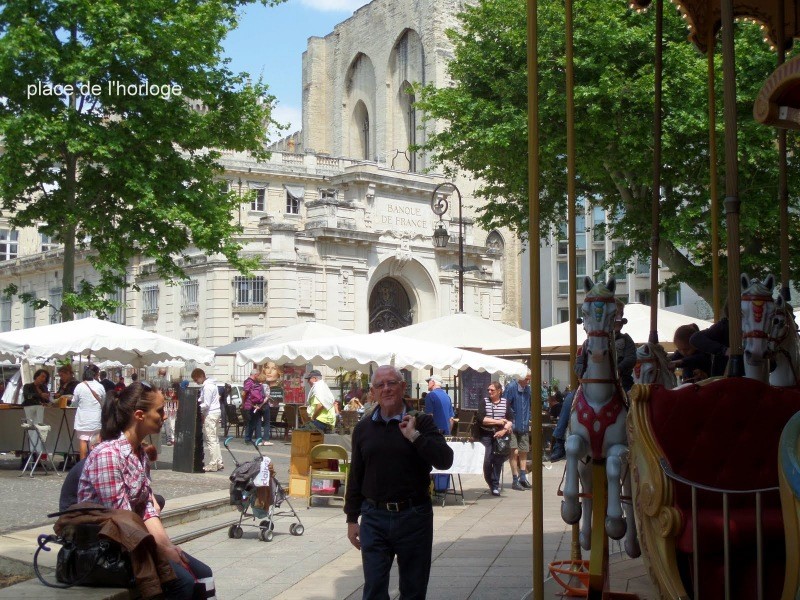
top-left (460, 368), bottom-right (491, 410)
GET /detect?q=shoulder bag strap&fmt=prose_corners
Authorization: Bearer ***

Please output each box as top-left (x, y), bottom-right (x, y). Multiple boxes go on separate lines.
top-left (33, 534), bottom-right (103, 589)
top-left (82, 382), bottom-right (102, 402)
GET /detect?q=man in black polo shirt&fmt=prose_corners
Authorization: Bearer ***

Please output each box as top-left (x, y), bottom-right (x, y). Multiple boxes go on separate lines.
top-left (345, 365), bottom-right (453, 600)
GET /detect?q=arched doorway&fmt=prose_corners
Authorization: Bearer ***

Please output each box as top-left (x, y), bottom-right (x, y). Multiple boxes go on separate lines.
top-left (368, 277), bottom-right (412, 333)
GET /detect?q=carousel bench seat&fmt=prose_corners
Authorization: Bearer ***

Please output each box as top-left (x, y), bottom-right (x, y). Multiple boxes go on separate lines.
top-left (628, 378), bottom-right (800, 600)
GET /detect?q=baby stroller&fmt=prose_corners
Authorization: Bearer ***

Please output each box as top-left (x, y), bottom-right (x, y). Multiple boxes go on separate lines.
top-left (224, 436), bottom-right (304, 542)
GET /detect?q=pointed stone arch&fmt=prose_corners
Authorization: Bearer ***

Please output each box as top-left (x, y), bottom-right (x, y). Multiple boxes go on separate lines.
top-left (344, 53), bottom-right (376, 161)
top-left (388, 29), bottom-right (426, 171)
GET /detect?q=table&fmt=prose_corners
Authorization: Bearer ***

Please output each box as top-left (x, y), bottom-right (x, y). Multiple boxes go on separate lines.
top-left (431, 441), bottom-right (485, 505)
top-left (0, 405), bottom-right (78, 464)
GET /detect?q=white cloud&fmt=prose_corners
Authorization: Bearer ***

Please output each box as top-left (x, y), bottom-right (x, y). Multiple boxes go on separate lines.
top-left (298, 0), bottom-right (370, 12)
top-left (267, 104), bottom-right (303, 142)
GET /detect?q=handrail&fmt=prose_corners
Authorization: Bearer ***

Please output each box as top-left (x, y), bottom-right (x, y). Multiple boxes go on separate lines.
top-left (658, 457), bottom-right (780, 600)
top-left (659, 457), bottom-right (780, 494)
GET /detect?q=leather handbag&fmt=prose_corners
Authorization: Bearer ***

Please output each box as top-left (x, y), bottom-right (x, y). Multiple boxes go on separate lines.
top-left (492, 433), bottom-right (512, 456)
top-left (34, 523), bottom-right (133, 589)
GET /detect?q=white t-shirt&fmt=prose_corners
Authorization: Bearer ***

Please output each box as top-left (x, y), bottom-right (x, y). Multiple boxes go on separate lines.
top-left (72, 380), bottom-right (106, 432)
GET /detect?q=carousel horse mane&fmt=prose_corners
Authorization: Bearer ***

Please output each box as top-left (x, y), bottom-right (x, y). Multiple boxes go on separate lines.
top-left (635, 342), bottom-right (677, 388)
top-left (769, 295), bottom-right (800, 387)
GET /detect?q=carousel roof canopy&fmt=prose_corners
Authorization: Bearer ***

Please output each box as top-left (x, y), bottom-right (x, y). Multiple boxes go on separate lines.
top-left (754, 53), bottom-right (800, 129)
top-left (629, 0), bottom-right (800, 53)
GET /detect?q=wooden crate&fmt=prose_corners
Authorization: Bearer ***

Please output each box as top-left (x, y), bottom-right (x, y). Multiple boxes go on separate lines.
top-left (288, 473), bottom-right (310, 497)
top-left (290, 456), bottom-right (330, 476)
top-left (291, 429), bottom-right (324, 456)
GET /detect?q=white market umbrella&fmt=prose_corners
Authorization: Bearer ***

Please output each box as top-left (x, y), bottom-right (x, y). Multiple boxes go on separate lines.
top-left (386, 312), bottom-right (530, 350)
top-left (0, 318), bottom-right (214, 367)
top-left (214, 321), bottom-right (354, 357)
top-left (236, 331), bottom-right (528, 377)
top-left (482, 303), bottom-right (712, 354)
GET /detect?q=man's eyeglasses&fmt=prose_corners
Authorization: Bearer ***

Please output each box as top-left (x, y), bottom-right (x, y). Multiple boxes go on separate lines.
top-left (487, 387), bottom-right (497, 392)
top-left (373, 380), bottom-right (401, 389)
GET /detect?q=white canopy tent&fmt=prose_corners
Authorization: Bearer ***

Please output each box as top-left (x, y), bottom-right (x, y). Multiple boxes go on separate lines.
top-left (482, 303), bottom-right (712, 355)
top-left (214, 321), bottom-right (354, 357)
top-left (386, 312), bottom-right (530, 350)
top-left (0, 318), bottom-right (214, 367)
top-left (236, 331), bottom-right (528, 377)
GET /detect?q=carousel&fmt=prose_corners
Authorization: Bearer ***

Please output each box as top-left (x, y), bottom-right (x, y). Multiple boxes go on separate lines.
top-left (524, 0), bottom-right (800, 598)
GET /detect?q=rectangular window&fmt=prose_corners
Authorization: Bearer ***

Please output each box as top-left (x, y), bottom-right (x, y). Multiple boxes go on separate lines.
top-left (663, 286), bottom-right (681, 307)
top-left (637, 289), bottom-right (651, 306)
top-left (40, 233), bottom-right (59, 252)
top-left (556, 222), bottom-right (568, 255)
top-left (557, 261), bottom-right (568, 297)
top-left (0, 230), bottom-right (19, 261)
top-left (592, 206), bottom-right (606, 242)
top-left (286, 192), bottom-right (300, 214)
top-left (181, 279), bottom-right (199, 312)
top-left (251, 188), bottom-right (265, 212)
top-left (576, 255), bottom-right (587, 287)
top-left (319, 189), bottom-right (336, 201)
top-left (557, 308), bottom-right (570, 324)
top-left (611, 241), bottom-right (627, 278)
top-left (575, 213), bottom-right (587, 250)
top-left (636, 257), bottom-right (650, 275)
top-left (49, 288), bottom-right (62, 324)
top-left (23, 296), bottom-right (36, 329)
top-left (593, 251), bottom-right (605, 279)
top-left (181, 337), bottom-right (199, 346)
top-left (233, 276), bottom-right (265, 307)
top-left (142, 285), bottom-right (159, 316)
top-left (0, 299), bottom-right (11, 332)
top-left (107, 288), bottom-right (125, 324)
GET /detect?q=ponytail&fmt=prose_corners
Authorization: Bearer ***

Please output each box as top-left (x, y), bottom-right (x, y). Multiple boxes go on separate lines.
top-left (101, 382), bottom-right (157, 441)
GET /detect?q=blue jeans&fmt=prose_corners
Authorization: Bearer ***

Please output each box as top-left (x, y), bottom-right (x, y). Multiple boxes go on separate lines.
top-left (311, 419), bottom-right (331, 433)
top-left (359, 499), bottom-right (433, 600)
top-left (163, 552), bottom-right (214, 599)
top-left (552, 392), bottom-right (575, 441)
top-left (244, 408), bottom-right (262, 443)
top-left (260, 407), bottom-right (271, 440)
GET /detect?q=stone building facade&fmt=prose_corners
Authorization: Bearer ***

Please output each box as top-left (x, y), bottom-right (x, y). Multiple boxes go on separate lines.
top-left (0, 0), bottom-right (523, 382)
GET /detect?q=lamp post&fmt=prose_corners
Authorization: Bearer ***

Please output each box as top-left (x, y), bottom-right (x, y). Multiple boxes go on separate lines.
top-left (431, 182), bottom-right (464, 313)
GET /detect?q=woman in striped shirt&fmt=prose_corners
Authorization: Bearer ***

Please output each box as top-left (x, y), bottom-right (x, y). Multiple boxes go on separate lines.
top-left (477, 381), bottom-right (514, 496)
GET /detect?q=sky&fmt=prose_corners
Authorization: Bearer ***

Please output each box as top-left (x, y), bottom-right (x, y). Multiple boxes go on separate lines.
top-left (222, 0), bottom-right (371, 137)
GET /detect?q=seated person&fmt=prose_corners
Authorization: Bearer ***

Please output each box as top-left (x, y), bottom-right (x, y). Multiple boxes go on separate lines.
top-left (344, 397), bottom-right (363, 411)
top-left (61, 435), bottom-right (165, 512)
top-left (56, 365), bottom-right (78, 397)
top-left (78, 382), bottom-right (215, 599)
top-left (547, 391), bottom-right (563, 422)
top-left (669, 324), bottom-right (712, 383)
top-left (22, 369), bottom-right (51, 406)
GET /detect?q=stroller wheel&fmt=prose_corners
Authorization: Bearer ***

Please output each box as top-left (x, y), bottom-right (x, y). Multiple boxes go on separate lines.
top-left (264, 530), bottom-right (274, 542)
top-left (227, 525), bottom-right (237, 539)
top-left (291, 524), bottom-right (304, 536)
top-left (289, 523), bottom-right (296, 535)
top-left (233, 525), bottom-right (243, 539)
top-left (260, 519), bottom-right (274, 531)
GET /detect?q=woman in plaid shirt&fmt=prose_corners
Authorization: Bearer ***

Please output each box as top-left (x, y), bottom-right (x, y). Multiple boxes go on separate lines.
top-left (78, 382), bottom-right (216, 599)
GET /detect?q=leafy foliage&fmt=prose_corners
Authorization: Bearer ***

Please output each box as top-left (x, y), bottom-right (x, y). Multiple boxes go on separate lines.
top-left (0, 0), bottom-right (284, 319)
top-left (415, 0), bottom-right (800, 303)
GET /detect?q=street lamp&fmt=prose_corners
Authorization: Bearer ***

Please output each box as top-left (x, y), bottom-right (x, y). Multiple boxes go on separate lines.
top-left (430, 182), bottom-right (464, 312)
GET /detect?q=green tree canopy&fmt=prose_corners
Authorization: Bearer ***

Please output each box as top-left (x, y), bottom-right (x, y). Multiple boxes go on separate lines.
top-left (415, 0), bottom-right (800, 305)
top-left (0, 0), bottom-right (284, 320)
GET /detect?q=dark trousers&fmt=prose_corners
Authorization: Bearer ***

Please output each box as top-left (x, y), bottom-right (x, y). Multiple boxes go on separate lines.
top-left (480, 435), bottom-right (506, 490)
top-left (359, 499), bottom-right (433, 600)
top-left (310, 419), bottom-right (331, 433)
top-left (244, 408), bottom-right (262, 443)
top-left (163, 552), bottom-right (214, 599)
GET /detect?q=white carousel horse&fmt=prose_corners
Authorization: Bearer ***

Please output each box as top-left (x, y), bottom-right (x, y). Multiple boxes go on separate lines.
top-left (560, 276), bottom-right (640, 558)
top-left (769, 295), bottom-right (800, 387)
top-left (633, 342), bottom-right (677, 388)
top-left (741, 273), bottom-right (776, 383)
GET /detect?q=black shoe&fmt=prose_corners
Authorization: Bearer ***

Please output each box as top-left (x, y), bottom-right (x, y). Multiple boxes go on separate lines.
top-left (512, 481), bottom-right (524, 491)
top-left (491, 488), bottom-right (501, 496)
top-left (549, 442), bottom-right (566, 462)
top-left (519, 479), bottom-right (532, 489)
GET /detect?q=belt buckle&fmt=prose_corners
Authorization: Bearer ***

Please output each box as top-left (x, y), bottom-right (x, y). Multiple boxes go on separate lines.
top-left (385, 502), bottom-right (400, 512)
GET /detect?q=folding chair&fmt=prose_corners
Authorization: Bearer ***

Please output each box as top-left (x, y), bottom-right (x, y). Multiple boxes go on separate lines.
top-left (308, 444), bottom-right (348, 508)
top-left (20, 407), bottom-right (59, 477)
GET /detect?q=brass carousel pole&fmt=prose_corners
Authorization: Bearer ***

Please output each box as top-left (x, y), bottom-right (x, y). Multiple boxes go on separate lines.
top-left (777, 0), bottom-right (791, 302)
top-left (649, 0), bottom-right (664, 343)
top-left (526, 0), bottom-right (544, 596)
top-left (564, 0), bottom-right (583, 572)
top-left (707, 22), bottom-right (721, 321)
top-left (720, 0), bottom-right (744, 375)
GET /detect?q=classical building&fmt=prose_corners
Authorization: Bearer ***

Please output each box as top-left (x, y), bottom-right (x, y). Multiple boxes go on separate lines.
top-left (0, 0), bottom-right (524, 383)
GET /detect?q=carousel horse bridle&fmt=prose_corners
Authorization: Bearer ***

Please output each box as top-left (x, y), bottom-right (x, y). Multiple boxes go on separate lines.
top-left (578, 294), bottom-right (619, 386)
